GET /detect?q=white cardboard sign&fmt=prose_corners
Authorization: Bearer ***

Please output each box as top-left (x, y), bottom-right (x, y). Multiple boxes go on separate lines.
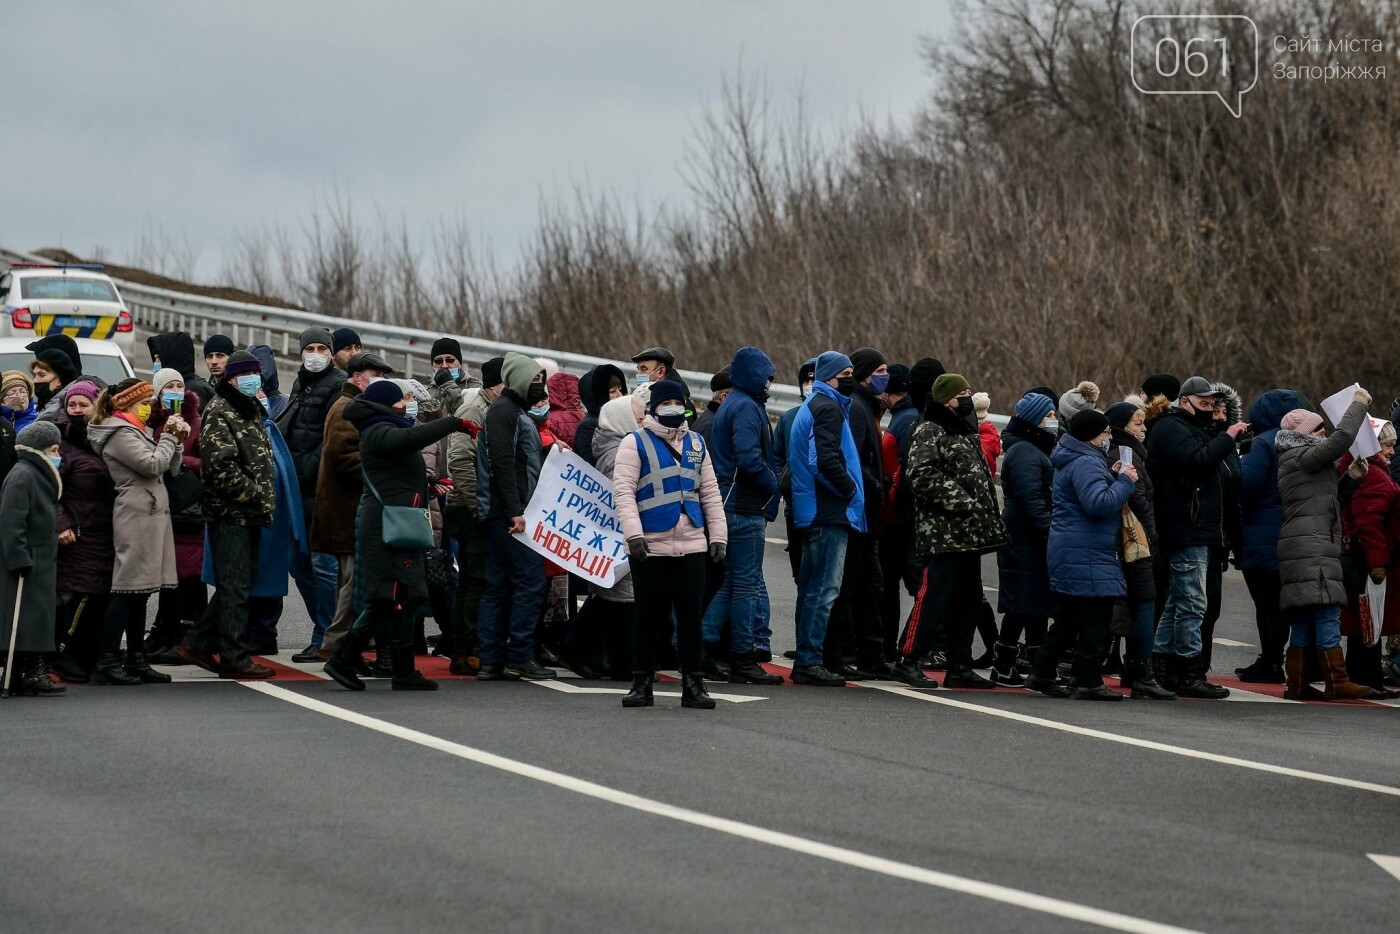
top-left (516, 446), bottom-right (631, 587)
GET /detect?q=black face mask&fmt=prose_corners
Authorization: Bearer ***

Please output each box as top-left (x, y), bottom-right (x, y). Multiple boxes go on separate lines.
top-left (35, 383), bottom-right (54, 409)
top-left (955, 396), bottom-right (977, 429)
top-left (526, 382), bottom-right (547, 405)
top-left (836, 376), bottom-right (856, 397)
top-left (1191, 404), bottom-right (1216, 427)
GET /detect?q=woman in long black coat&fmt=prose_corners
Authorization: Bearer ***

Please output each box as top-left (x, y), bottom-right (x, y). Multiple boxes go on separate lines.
top-left (0, 421), bottom-right (66, 695)
top-left (323, 380), bottom-right (478, 690)
top-left (991, 392), bottom-right (1058, 685)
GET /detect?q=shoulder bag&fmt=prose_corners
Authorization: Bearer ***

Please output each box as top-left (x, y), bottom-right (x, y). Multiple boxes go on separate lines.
top-left (363, 470), bottom-right (435, 550)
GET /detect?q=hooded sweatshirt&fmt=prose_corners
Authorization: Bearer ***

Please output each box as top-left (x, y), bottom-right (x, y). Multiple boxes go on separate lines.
top-left (545, 372), bottom-right (584, 448)
top-left (476, 352), bottom-right (544, 519)
top-left (710, 346), bottom-right (779, 519)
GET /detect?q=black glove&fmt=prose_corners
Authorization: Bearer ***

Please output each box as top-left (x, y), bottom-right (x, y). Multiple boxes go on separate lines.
top-left (433, 368), bottom-right (453, 386)
top-left (708, 541), bottom-right (727, 563)
top-left (628, 538), bottom-right (649, 563)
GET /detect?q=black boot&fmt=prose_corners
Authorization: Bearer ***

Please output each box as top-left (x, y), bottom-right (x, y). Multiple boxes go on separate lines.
top-left (323, 627), bottom-right (373, 690)
top-left (92, 654), bottom-right (141, 686)
top-left (1235, 654), bottom-right (1285, 683)
top-left (681, 673), bottom-right (716, 709)
top-left (391, 647), bottom-right (438, 691)
top-left (1015, 644), bottom-right (1038, 675)
top-left (17, 656), bottom-right (65, 696)
top-left (727, 652), bottom-right (784, 685)
top-left (369, 641), bottom-right (394, 678)
top-left (1173, 655), bottom-right (1229, 699)
top-left (622, 672), bottom-right (654, 707)
top-left (124, 652), bottom-right (172, 684)
top-left (1150, 652), bottom-right (1177, 691)
top-left (989, 642), bottom-right (1026, 687)
top-left (49, 654), bottom-right (92, 684)
top-left (701, 642), bottom-right (731, 682)
top-left (1102, 638), bottom-right (1123, 677)
top-left (1073, 683), bottom-right (1123, 701)
top-left (1124, 657), bottom-right (1176, 700)
top-left (943, 664), bottom-right (996, 689)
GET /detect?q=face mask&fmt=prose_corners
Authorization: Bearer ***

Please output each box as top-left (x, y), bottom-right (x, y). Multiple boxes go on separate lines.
top-left (955, 396), bottom-right (977, 428)
top-left (404, 401), bottom-right (420, 419)
top-left (527, 383), bottom-right (547, 405)
top-left (1042, 417), bottom-right (1058, 433)
top-left (800, 381), bottom-right (813, 399)
top-left (303, 352), bottom-right (330, 373)
top-left (1191, 403), bottom-right (1215, 426)
top-left (136, 403), bottom-right (152, 424)
top-left (836, 376), bottom-right (856, 396)
top-left (656, 405), bottom-right (686, 429)
top-left (48, 454), bottom-right (61, 470)
top-left (161, 391), bottom-right (183, 408)
top-left (236, 375), bottom-right (262, 397)
top-left (152, 361), bottom-right (161, 373)
top-left (1100, 439), bottom-right (1112, 454)
top-left (635, 372), bottom-right (651, 387)
top-left (1128, 422), bottom-right (1146, 442)
top-left (528, 402), bottom-right (549, 421)
top-left (868, 374), bottom-right (890, 395)
top-left (449, 368), bottom-right (460, 381)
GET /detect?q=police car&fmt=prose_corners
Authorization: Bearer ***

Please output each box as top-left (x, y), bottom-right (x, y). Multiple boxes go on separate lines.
top-left (0, 262), bottom-right (136, 351)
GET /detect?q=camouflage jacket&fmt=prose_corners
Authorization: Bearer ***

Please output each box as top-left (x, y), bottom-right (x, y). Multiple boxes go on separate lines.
top-left (199, 381), bottom-right (276, 527)
top-left (906, 414), bottom-right (1008, 557)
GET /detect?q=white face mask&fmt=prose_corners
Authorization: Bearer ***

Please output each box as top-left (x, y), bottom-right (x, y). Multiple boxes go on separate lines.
top-left (303, 352), bottom-right (330, 373)
top-left (1042, 417), bottom-right (1058, 432)
top-left (656, 404), bottom-right (685, 418)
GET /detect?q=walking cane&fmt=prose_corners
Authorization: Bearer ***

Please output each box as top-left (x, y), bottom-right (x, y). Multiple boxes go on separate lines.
top-left (3, 576), bottom-right (23, 698)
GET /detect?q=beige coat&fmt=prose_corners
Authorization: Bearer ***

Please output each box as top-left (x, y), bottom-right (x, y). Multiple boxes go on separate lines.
top-left (613, 415), bottom-right (727, 556)
top-left (88, 417), bottom-right (181, 593)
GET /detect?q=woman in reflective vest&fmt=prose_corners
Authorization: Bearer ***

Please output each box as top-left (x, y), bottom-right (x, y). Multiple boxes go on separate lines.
top-left (612, 380), bottom-right (728, 709)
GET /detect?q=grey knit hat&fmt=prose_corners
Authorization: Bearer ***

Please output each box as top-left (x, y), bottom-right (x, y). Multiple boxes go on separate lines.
top-left (1058, 380), bottom-right (1101, 423)
top-left (299, 326), bottom-right (334, 352)
top-left (17, 421), bottom-right (61, 450)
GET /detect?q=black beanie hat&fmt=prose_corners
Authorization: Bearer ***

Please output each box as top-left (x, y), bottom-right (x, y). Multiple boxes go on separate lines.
top-left (1141, 374), bottom-right (1180, 402)
top-left (886, 363), bottom-right (911, 395)
top-left (1027, 386), bottom-right (1060, 407)
top-left (797, 358), bottom-right (817, 385)
top-left (432, 337), bottom-right (462, 361)
top-left (1069, 409), bottom-right (1110, 442)
top-left (1105, 401), bottom-right (1141, 430)
top-left (849, 347), bottom-right (887, 383)
top-left (204, 334), bottom-right (235, 357)
top-left (332, 327), bottom-right (362, 353)
top-left (223, 350), bottom-right (263, 380)
top-left (909, 357), bottom-right (945, 391)
top-left (481, 356), bottom-right (505, 388)
top-left (710, 366), bottom-right (732, 393)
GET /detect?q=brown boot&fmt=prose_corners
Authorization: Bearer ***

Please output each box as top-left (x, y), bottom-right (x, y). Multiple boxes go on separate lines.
top-left (1319, 646), bottom-right (1382, 700)
top-left (1283, 646), bottom-right (1325, 701)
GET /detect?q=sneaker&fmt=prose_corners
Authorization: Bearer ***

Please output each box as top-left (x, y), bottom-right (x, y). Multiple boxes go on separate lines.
top-left (505, 660), bottom-right (556, 680)
top-left (889, 662), bottom-right (938, 688)
top-left (919, 652), bottom-right (948, 671)
top-left (790, 665), bottom-right (846, 686)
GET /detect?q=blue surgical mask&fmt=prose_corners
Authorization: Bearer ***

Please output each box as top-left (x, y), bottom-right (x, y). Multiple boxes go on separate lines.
top-left (449, 368), bottom-right (461, 381)
top-left (528, 402), bottom-right (550, 420)
top-left (634, 373), bottom-right (650, 387)
top-left (404, 401), bottom-right (420, 419)
top-left (161, 390), bottom-right (182, 408)
top-left (48, 454), bottom-right (61, 470)
top-left (152, 361), bottom-right (162, 374)
top-left (235, 374), bottom-right (262, 397)
top-left (868, 374), bottom-right (889, 395)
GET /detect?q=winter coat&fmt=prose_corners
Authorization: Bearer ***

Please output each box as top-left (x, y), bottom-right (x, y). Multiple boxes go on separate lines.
top-left (574, 364), bottom-right (625, 466)
top-left (996, 417), bottom-right (1055, 615)
top-left (613, 414), bottom-right (727, 557)
top-left (248, 344), bottom-right (289, 420)
top-left (3, 400), bottom-right (38, 432)
top-left (710, 347), bottom-right (780, 520)
top-left (199, 380), bottom-right (276, 527)
top-left (349, 398), bottom-right (461, 605)
top-left (887, 395), bottom-right (919, 462)
top-left (692, 405), bottom-right (717, 447)
top-left (428, 368), bottom-right (482, 424)
top-left (55, 412), bottom-right (115, 594)
top-left (978, 419), bottom-right (1001, 476)
top-left (545, 372), bottom-right (584, 448)
top-left (849, 384), bottom-right (886, 531)
top-left (276, 364), bottom-right (347, 498)
top-left (149, 388), bottom-right (204, 577)
top-left (446, 386), bottom-right (490, 517)
top-left (1276, 400), bottom-right (1367, 610)
top-left (1239, 389), bottom-right (1305, 572)
top-left (1145, 407), bottom-right (1236, 550)
top-left (587, 397), bottom-right (638, 603)
top-left (87, 416), bottom-right (181, 593)
top-left (1339, 453), bottom-right (1400, 637)
top-left (1047, 436), bottom-right (1135, 598)
top-left (0, 448), bottom-right (61, 652)
top-left (0, 418), bottom-right (13, 486)
top-left (774, 403), bottom-right (800, 500)
top-left (147, 331), bottom-right (215, 406)
top-left (906, 406), bottom-right (1008, 558)
top-left (477, 355), bottom-right (544, 520)
top-left (1111, 425), bottom-right (1157, 602)
top-left (788, 382), bottom-right (864, 532)
top-left (311, 382), bottom-right (363, 554)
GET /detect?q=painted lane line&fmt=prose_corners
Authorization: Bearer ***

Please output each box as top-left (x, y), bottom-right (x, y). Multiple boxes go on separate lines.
top-left (1211, 638), bottom-right (1255, 648)
top-left (860, 683), bottom-right (1400, 798)
top-left (238, 682), bottom-right (1202, 934)
top-left (764, 537), bottom-right (789, 546)
top-left (529, 680), bottom-right (766, 703)
top-left (1368, 853), bottom-right (1400, 883)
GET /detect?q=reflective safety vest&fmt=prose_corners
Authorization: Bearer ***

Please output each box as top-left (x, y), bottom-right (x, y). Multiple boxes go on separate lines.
top-left (633, 429), bottom-right (706, 533)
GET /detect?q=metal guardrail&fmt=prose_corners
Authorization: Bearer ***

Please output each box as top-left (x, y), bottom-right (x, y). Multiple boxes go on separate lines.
top-left (0, 244), bottom-right (1008, 428)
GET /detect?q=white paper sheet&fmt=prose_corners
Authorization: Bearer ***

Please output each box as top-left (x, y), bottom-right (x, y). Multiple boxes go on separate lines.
top-left (1319, 384), bottom-right (1380, 459)
top-left (1119, 446), bottom-right (1133, 469)
top-left (1364, 578), bottom-right (1386, 647)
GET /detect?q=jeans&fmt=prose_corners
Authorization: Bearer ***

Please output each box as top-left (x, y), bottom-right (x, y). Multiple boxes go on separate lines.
top-left (477, 516), bottom-right (547, 667)
top-left (1287, 605), bottom-right (1342, 650)
top-left (1036, 595), bottom-right (1115, 688)
top-left (1124, 598), bottom-right (1155, 658)
top-left (826, 531), bottom-right (885, 669)
top-left (288, 516), bottom-right (337, 647)
top-left (794, 525), bottom-right (849, 668)
top-left (189, 523), bottom-right (260, 667)
top-left (899, 551), bottom-right (983, 668)
top-left (631, 552), bottom-right (706, 673)
top-left (320, 554), bottom-right (358, 656)
top-left (1154, 544), bottom-right (1208, 658)
top-left (702, 512), bottom-right (769, 656)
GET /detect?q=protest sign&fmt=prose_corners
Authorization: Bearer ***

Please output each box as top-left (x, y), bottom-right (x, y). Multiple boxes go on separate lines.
top-left (516, 446), bottom-right (631, 588)
top-left (1320, 384), bottom-right (1381, 459)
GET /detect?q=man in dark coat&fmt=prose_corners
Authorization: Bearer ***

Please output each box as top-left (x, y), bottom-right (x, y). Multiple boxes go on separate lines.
top-left (275, 326), bottom-right (346, 661)
top-left (877, 363), bottom-right (915, 663)
top-left (774, 357), bottom-right (817, 585)
top-left (0, 421), bottom-right (65, 694)
top-left (692, 367), bottom-right (730, 446)
top-left (184, 351), bottom-right (276, 679)
top-left (1144, 375), bottom-right (1248, 698)
top-left (148, 331), bottom-right (215, 406)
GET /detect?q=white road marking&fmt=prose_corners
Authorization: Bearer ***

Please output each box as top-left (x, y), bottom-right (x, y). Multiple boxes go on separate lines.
top-left (764, 537), bottom-right (788, 546)
top-left (1219, 687), bottom-right (1298, 704)
top-left (1368, 853), bottom-right (1400, 883)
top-left (861, 683), bottom-right (1400, 797)
top-left (1211, 638), bottom-right (1254, 648)
top-left (530, 679), bottom-right (766, 703)
top-left (239, 682), bottom-right (1202, 934)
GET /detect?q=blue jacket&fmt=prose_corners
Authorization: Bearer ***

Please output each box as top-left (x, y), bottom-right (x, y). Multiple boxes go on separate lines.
top-left (1047, 436), bottom-right (1135, 597)
top-left (789, 381), bottom-right (865, 532)
top-left (4, 400), bottom-right (37, 432)
top-left (1239, 390), bottom-right (1302, 571)
top-left (248, 345), bottom-right (289, 421)
top-left (887, 395), bottom-right (919, 462)
top-left (710, 347), bottom-right (779, 519)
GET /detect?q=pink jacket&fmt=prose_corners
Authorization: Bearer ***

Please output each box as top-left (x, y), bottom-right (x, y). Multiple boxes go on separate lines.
top-left (613, 416), bottom-right (727, 556)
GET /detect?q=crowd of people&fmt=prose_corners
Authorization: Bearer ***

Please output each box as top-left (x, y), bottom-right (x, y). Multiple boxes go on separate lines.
top-left (1, 327), bottom-right (1396, 709)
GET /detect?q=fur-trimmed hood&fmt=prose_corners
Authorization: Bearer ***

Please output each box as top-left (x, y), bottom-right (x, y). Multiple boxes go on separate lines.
top-left (1276, 429), bottom-right (1322, 452)
top-left (1212, 381), bottom-right (1244, 426)
top-left (15, 444), bottom-right (61, 499)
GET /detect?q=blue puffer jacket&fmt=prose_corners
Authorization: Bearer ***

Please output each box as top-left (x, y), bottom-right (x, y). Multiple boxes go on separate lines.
top-left (1047, 436), bottom-right (1135, 597)
top-left (710, 346), bottom-right (779, 519)
top-left (1238, 389), bottom-right (1302, 572)
top-left (789, 381), bottom-right (865, 532)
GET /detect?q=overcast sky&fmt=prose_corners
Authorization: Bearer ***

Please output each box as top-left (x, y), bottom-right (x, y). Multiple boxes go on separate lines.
top-left (6, 1), bottom-right (955, 280)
